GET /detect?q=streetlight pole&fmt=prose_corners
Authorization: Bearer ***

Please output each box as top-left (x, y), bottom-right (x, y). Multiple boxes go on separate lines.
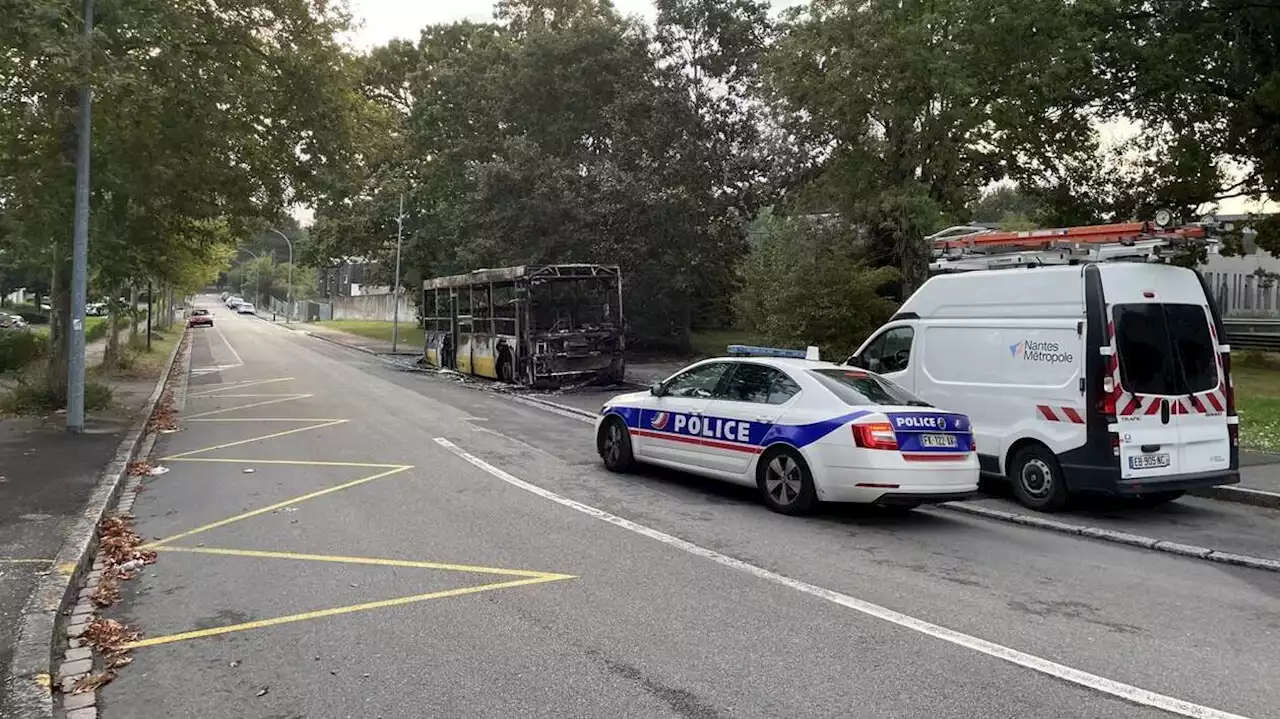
top-left (268, 229), bottom-right (294, 323)
top-left (391, 194), bottom-right (405, 353)
top-left (241, 248), bottom-right (261, 308)
top-left (67, 0), bottom-right (96, 434)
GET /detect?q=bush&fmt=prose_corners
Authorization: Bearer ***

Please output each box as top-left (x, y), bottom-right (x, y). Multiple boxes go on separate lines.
top-left (0, 330), bottom-right (46, 373)
top-left (0, 377), bottom-right (113, 415)
top-left (735, 215), bottom-right (900, 358)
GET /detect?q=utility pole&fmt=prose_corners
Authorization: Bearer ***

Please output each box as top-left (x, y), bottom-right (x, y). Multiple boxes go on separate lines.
top-left (391, 193), bottom-right (405, 353)
top-left (146, 281), bottom-right (152, 352)
top-left (66, 0), bottom-right (95, 433)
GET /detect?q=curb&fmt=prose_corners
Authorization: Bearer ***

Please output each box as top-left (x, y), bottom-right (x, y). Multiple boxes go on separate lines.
top-left (1, 329), bottom-right (189, 719)
top-left (937, 501), bottom-right (1280, 573)
top-left (509, 395), bottom-right (597, 423)
top-left (1189, 485), bottom-right (1280, 510)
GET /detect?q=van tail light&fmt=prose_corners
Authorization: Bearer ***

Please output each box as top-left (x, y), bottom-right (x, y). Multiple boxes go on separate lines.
top-left (1099, 376), bottom-right (1117, 417)
top-left (853, 422), bottom-right (898, 450)
top-left (1110, 435), bottom-right (1120, 457)
top-left (970, 435), bottom-right (977, 453)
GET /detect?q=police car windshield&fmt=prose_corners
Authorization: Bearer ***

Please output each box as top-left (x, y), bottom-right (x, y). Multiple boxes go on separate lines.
top-left (809, 369), bottom-right (931, 407)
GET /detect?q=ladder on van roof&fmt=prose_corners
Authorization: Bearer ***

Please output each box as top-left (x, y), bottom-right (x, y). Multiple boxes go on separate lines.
top-left (928, 220), bottom-right (1221, 273)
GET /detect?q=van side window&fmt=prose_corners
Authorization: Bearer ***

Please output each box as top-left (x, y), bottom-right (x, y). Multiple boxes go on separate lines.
top-left (862, 327), bottom-right (914, 373)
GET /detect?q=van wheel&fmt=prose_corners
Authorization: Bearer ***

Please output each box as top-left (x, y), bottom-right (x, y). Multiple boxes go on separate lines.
top-left (597, 416), bottom-right (635, 472)
top-left (1009, 445), bottom-right (1068, 512)
top-left (757, 447), bottom-right (817, 515)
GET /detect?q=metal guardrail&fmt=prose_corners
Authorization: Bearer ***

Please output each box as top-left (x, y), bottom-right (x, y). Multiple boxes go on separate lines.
top-left (1224, 318), bottom-right (1280, 351)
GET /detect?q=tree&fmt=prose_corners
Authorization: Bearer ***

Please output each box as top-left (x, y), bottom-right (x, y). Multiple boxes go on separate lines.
top-left (764, 0), bottom-right (1104, 295)
top-left (736, 215), bottom-right (899, 356)
top-left (1, 0), bottom-right (361, 400)
top-left (312, 0), bottom-right (771, 348)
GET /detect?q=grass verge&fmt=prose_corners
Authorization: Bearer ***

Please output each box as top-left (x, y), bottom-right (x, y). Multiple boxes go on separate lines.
top-left (1232, 351), bottom-right (1280, 452)
top-left (316, 319), bottom-right (424, 350)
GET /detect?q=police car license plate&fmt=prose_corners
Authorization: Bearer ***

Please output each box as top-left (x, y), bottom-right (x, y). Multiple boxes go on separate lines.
top-left (1129, 453), bottom-right (1170, 470)
top-left (920, 434), bottom-right (958, 449)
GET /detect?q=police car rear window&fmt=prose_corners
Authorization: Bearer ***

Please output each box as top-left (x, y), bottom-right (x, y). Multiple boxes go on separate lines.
top-left (809, 369), bottom-right (931, 407)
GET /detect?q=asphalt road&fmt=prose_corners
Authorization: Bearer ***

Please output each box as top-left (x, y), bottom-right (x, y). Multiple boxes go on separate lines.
top-left (99, 299), bottom-right (1280, 719)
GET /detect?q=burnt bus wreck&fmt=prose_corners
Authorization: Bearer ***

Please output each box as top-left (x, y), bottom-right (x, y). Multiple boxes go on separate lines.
top-left (421, 264), bottom-right (626, 387)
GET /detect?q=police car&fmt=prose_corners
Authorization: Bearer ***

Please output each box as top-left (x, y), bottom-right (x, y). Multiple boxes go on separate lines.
top-left (595, 347), bottom-right (979, 514)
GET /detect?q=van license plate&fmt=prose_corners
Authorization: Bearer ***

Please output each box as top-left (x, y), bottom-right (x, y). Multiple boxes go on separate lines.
top-left (920, 434), bottom-right (958, 449)
top-left (1129, 453), bottom-right (1170, 470)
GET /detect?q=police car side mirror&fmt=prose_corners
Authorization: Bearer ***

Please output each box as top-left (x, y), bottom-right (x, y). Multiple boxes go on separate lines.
top-left (649, 382), bottom-right (665, 397)
top-left (846, 354), bottom-right (862, 368)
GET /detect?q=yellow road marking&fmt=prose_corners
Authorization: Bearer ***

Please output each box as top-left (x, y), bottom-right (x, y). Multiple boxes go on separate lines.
top-left (187, 377), bottom-right (294, 396)
top-left (183, 395), bottom-right (313, 419)
top-left (157, 546), bottom-right (575, 579)
top-left (163, 457), bottom-right (407, 468)
top-left (124, 574), bottom-right (571, 650)
top-left (35, 673), bottom-right (51, 689)
top-left (0, 558), bottom-right (52, 564)
top-left (143, 465), bottom-right (412, 548)
top-left (160, 419), bottom-right (348, 459)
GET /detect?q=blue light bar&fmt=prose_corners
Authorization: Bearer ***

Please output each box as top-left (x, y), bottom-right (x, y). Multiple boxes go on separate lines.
top-left (727, 344), bottom-right (809, 359)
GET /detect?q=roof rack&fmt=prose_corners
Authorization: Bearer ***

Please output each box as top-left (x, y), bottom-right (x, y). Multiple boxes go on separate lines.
top-left (928, 221), bottom-right (1220, 273)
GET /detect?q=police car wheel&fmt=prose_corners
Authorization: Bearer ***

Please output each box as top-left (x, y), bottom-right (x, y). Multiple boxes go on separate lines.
top-left (757, 447), bottom-right (817, 515)
top-left (1009, 444), bottom-right (1068, 512)
top-left (598, 417), bottom-right (635, 472)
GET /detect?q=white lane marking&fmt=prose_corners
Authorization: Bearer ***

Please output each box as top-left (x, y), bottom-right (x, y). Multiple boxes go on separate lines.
top-left (212, 319), bottom-right (244, 368)
top-left (433, 437), bottom-right (1250, 719)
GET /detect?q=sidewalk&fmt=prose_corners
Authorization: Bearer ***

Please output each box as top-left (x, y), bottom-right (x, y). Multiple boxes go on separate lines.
top-left (0, 322), bottom-right (177, 716)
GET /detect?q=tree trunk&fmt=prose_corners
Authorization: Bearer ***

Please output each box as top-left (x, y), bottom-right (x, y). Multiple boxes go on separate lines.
top-left (45, 244), bottom-right (71, 400)
top-left (128, 285), bottom-right (139, 346)
top-left (103, 284), bottom-right (122, 368)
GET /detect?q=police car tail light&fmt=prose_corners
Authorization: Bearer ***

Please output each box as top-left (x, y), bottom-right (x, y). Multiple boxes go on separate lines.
top-left (852, 422), bottom-right (898, 451)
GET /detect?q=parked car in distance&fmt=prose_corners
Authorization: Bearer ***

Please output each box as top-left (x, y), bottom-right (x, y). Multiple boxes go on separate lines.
top-left (85, 302), bottom-right (107, 316)
top-left (236, 303), bottom-right (256, 315)
top-left (226, 296), bottom-right (244, 309)
top-left (0, 312), bottom-right (29, 330)
top-left (187, 309), bottom-right (213, 328)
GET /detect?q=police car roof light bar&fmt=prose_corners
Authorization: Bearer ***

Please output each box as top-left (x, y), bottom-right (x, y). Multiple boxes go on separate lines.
top-left (727, 345), bottom-right (811, 360)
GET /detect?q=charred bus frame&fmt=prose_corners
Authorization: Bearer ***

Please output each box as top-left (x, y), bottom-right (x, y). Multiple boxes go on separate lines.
top-left (421, 264), bottom-right (625, 387)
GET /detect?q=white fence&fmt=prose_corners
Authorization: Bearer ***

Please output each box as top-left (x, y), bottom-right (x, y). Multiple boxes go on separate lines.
top-left (329, 293), bottom-right (414, 322)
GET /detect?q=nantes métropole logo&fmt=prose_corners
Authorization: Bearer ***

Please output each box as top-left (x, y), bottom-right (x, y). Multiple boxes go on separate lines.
top-left (1011, 339), bottom-right (1073, 364)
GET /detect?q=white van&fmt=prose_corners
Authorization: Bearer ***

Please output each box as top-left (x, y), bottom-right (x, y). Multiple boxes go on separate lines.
top-left (848, 262), bottom-right (1240, 510)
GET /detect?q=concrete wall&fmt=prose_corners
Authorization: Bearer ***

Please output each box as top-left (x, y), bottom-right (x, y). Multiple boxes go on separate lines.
top-left (330, 293), bottom-right (415, 322)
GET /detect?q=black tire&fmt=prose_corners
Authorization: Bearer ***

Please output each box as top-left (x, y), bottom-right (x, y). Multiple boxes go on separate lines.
top-left (597, 416), bottom-right (636, 472)
top-left (1124, 490), bottom-right (1185, 509)
top-left (497, 353), bottom-right (515, 383)
top-left (756, 447), bottom-right (818, 515)
top-left (1008, 444), bottom-right (1069, 512)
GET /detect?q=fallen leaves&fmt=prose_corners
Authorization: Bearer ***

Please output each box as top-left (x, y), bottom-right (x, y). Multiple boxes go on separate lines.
top-left (71, 670), bottom-right (117, 694)
top-left (90, 574), bottom-right (120, 607)
top-left (126, 461), bottom-right (153, 477)
top-left (97, 515), bottom-right (157, 574)
top-left (148, 391), bottom-right (181, 432)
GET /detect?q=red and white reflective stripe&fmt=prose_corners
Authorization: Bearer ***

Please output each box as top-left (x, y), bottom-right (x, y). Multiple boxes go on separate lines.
top-left (1118, 395), bottom-right (1226, 417)
top-left (1037, 405), bottom-right (1085, 424)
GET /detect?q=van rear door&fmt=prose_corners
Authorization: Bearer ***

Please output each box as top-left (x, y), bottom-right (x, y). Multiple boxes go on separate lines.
top-left (1104, 266), bottom-right (1229, 479)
